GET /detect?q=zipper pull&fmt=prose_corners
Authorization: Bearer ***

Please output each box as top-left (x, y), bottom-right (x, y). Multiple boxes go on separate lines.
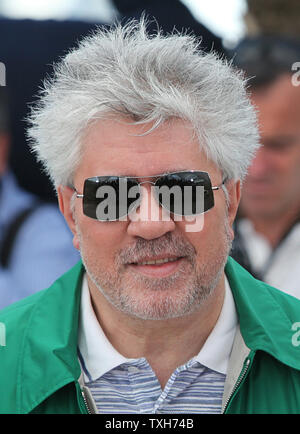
top-left (223, 355), bottom-right (252, 414)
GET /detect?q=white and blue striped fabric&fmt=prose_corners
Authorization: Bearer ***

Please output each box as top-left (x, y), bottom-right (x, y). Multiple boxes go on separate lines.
top-left (79, 352), bottom-right (226, 414)
top-left (78, 273), bottom-right (237, 414)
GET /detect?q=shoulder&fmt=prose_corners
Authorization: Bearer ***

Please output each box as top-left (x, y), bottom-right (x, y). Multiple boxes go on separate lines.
top-left (226, 257), bottom-right (300, 370)
top-left (227, 255), bottom-right (300, 316)
top-left (19, 202), bottom-right (71, 235)
top-left (0, 260), bottom-right (83, 324)
top-left (0, 289), bottom-right (47, 363)
top-left (16, 202), bottom-right (76, 252)
top-left (0, 290), bottom-right (45, 413)
top-left (0, 262), bottom-right (83, 413)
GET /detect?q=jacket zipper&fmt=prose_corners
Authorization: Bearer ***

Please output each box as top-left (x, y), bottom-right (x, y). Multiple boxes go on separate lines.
top-left (81, 390), bottom-right (92, 414)
top-left (76, 377), bottom-right (96, 414)
top-left (81, 390), bottom-right (94, 414)
top-left (222, 357), bottom-right (251, 414)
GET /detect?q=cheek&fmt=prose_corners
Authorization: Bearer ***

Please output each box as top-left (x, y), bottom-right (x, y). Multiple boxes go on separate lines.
top-left (288, 151), bottom-right (300, 178)
top-left (77, 219), bottom-right (126, 262)
top-left (286, 159), bottom-right (300, 198)
top-left (270, 159), bottom-right (300, 200)
top-left (179, 208), bottom-right (230, 256)
top-left (275, 158), bottom-right (293, 174)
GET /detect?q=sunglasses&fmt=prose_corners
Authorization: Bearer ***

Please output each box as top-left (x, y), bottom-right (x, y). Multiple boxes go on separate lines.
top-left (74, 171), bottom-right (226, 221)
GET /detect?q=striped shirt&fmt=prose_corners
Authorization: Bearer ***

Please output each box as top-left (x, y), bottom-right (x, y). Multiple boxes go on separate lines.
top-left (78, 274), bottom-right (238, 414)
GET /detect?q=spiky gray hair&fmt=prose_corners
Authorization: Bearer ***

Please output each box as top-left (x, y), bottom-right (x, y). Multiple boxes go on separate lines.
top-left (27, 19), bottom-right (259, 188)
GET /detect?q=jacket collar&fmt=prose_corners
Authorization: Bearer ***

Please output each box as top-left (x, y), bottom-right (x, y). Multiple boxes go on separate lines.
top-left (226, 256), bottom-right (300, 371)
top-left (18, 261), bottom-right (84, 413)
top-left (19, 257), bottom-right (300, 412)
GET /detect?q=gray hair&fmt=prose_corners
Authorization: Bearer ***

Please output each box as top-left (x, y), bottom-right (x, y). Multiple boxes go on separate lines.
top-left (27, 19), bottom-right (259, 188)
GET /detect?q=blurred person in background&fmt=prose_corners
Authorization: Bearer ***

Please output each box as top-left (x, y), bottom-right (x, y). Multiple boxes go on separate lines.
top-left (231, 36), bottom-right (300, 298)
top-left (0, 87), bottom-right (80, 308)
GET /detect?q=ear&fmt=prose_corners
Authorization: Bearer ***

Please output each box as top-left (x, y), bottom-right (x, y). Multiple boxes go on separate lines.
top-left (225, 179), bottom-right (241, 237)
top-left (57, 185), bottom-right (80, 250)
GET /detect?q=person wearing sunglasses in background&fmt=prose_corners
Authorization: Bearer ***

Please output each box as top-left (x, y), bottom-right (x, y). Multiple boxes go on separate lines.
top-left (231, 36), bottom-right (300, 299)
top-left (1, 20), bottom-right (300, 415)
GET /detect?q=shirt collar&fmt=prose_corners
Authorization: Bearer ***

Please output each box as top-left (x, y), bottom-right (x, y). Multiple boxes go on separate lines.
top-left (193, 277), bottom-right (238, 374)
top-left (78, 274), bottom-right (132, 382)
top-left (78, 273), bottom-right (238, 381)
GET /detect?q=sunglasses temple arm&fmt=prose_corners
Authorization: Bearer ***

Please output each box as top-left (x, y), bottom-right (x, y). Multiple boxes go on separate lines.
top-left (74, 189), bottom-right (84, 198)
top-left (212, 177), bottom-right (228, 190)
top-left (67, 184), bottom-right (84, 198)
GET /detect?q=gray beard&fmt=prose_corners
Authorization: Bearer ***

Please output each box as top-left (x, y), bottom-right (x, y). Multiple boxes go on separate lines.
top-left (79, 228), bottom-right (232, 321)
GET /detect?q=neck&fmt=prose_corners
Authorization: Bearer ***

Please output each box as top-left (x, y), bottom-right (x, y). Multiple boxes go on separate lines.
top-left (88, 275), bottom-right (225, 388)
top-left (248, 204), bottom-right (300, 247)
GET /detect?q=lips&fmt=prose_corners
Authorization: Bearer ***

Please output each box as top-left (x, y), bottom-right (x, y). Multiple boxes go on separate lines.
top-left (133, 257), bottom-right (180, 266)
top-left (128, 256), bottom-right (184, 278)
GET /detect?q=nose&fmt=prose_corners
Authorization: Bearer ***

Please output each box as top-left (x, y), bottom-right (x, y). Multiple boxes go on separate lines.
top-left (127, 183), bottom-right (176, 240)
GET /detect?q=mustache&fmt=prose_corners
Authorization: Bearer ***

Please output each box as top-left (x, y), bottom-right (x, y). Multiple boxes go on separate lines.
top-left (116, 232), bottom-right (196, 265)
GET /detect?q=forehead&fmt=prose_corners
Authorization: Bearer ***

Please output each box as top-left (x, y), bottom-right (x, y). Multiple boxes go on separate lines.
top-left (252, 74), bottom-right (300, 135)
top-left (75, 117), bottom-right (219, 182)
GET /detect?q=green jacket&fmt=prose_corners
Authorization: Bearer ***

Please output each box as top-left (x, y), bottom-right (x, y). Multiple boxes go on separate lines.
top-left (1, 257), bottom-right (300, 414)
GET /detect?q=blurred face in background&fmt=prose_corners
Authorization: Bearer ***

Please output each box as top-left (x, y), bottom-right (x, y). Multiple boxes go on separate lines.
top-left (240, 74), bottom-right (300, 220)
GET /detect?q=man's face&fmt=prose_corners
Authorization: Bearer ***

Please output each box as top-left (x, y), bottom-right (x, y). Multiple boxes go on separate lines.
top-left (240, 74), bottom-right (300, 219)
top-left (59, 117), bottom-right (239, 320)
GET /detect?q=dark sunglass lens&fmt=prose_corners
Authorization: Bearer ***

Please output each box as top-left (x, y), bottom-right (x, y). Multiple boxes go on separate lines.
top-left (119, 178), bottom-right (140, 218)
top-left (155, 172), bottom-right (214, 215)
top-left (83, 177), bottom-right (140, 220)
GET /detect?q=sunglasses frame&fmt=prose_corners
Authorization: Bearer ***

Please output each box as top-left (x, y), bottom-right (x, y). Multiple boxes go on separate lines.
top-left (74, 170), bottom-right (226, 221)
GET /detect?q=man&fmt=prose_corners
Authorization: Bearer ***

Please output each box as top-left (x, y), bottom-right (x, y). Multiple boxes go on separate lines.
top-left (0, 87), bottom-right (80, 308)
top-left (231, 36), bottom-right (300, 298)
top-left (1, 21), bottom-right (300, 414)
